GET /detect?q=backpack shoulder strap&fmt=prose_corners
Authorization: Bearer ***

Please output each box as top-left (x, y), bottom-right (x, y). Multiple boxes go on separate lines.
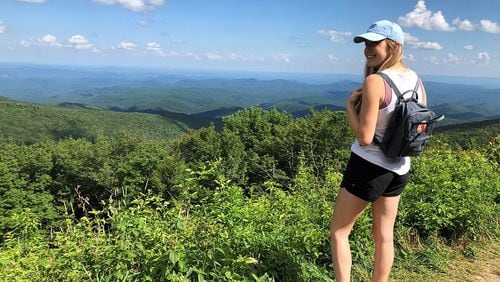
top-left (378, 72), bottom-right (420, 100)
top-left (377, 72), bottom-right (401, 97)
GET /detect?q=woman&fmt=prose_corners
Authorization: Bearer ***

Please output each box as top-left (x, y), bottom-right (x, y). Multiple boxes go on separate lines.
top-left (330, 20), bottom-right (426, 282)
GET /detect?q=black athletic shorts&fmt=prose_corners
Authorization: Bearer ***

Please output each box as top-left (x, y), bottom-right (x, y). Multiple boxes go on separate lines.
top-left (340, 152), bottom-right (410, 202)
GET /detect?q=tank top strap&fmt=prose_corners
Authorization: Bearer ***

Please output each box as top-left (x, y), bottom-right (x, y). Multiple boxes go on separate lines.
top-left (379, 79), bottom-right (392, 109)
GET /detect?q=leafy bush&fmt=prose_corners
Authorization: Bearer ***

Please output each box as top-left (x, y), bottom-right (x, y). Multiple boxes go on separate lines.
top-left (0, 160), bottom-right (341, 281)
top-left (399, 146), bottom-right (499, 240)
top-left (175, 108), bottom-right (352, 189)
top-left (0, 134), bottom-right (187, 234)
top-left (0, 109), bottom-right (498, 281)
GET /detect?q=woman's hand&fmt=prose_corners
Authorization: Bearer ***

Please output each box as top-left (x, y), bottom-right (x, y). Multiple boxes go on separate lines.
top-left (349, 87), bottom-right (363, 104)
top-left (348, 87), bottom-right (363, 113)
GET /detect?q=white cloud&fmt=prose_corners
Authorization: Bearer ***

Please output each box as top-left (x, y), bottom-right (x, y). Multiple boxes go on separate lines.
top-left (17, 0), bottom-right (45, 3)
top-left (227, 53), bottom-right (263, 62)
top-left (405, 54), bottom-right (416, 62)
top-left (41, 34), bottom-right (57, 44)
top-left (480, 20), bottom-right (500, 33)
top-left (404, 33), bottom-right (443, 50)
top-left (453, 18), bottom-right (475, 31)
top-left (477, 52), bottom-right (490, 64)
top-left (328, 54), bottom-right (339, 63)
top-left (200, 52), bottom-right (264, 62)
top-left (165, 51), bottom-right (200, 60)
top-left (403, 33), bottom-right (419, 42)
top-left (227, 53), bottom-right (247, 61)
top-left (92, 0), bottom-right (165, 12)
top-left (147, 41), bottom-right (165, 57)
top-left (68, 35), bottom-right (94, 50)
top-left (68, 35), bottom-right (89, 45)
top-left (146, 41), bottom-right (161, 51)
top-left (19, 40), bottom-right (31, 47)
top-left (116, 41), bottom-right (137, 50)
top-left (0, 21), bottom-right (6, 34)
top-left (185, 52), bottom-right (201, 61)
top-left (19, 34), bottom-right (62, 48)
top-left (424, 54), bottom-right (459, 65)
top-left (75, 44), bottom-right (94, 50)
top-left (464, 45), bottom-right (474, 51)
top-left (408, 41), bottom-right (443, 50)
top-left (205, 53), bottom-right (223, 60)
top-left (443, 53), bottom-right (459, 64)
top-left (148, 0), bottom-right (164, 5)
top-left (450, 18), bottom-right (500, 33)
top-left (40, 34), bottom-right (62, 47)
top-left (399, 0), bottom-right (455, 31)
top-left (424, 56), bottom-right (440, 65)
top-left (249, 55), bottom-right (265, 62)
top-left (167, 51), bottom-right (179, 56)
top-left (274, 53), bottom-right (292, 63)
top-left (138, 20), bottom-right (153, 27)
top-left (318, 29), bottom-right (352, 43)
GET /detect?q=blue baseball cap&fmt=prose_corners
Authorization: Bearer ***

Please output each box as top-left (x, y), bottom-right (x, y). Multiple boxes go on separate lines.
top-left (354, 20), bottom-right (404, 45)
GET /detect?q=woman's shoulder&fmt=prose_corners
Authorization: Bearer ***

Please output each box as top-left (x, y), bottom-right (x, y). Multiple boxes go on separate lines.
top-left (365, 73), bottom-right (385, 84)
top-left (363, 74), bottom-right (385, 99)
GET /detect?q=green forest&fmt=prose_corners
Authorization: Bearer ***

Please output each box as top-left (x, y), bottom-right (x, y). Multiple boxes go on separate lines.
top-left (0, 107), bottom-right (498, 281)
top-left (0, 98), bottom-right (187, 144)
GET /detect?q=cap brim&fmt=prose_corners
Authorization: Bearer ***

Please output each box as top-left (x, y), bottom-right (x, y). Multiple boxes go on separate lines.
top-left (353, 32), bottom-right (386, 43)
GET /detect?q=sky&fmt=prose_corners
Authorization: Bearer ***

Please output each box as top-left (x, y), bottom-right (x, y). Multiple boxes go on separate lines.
top-left (1, 0), bottom-right (500, 77)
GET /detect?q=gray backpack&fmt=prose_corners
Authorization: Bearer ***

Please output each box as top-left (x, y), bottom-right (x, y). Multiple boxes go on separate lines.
top-left (373, 73), bottom-right (444, 158)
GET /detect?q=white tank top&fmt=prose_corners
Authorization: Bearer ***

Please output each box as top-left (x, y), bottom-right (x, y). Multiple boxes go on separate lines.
top-left (350, 68), bottom-right (424, 175)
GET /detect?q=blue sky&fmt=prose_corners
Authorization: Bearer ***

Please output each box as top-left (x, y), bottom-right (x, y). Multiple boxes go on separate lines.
top-left (1, 0), bottom-right (500, 77)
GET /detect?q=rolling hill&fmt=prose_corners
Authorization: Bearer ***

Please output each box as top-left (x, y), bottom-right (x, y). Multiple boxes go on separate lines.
top-left (0, 98), bottom-right (187, 144)
top-left (434, 118), bottom-right (500, 149)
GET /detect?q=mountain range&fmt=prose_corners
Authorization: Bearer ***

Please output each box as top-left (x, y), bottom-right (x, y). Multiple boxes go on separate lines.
top-left (0, 63), bottom-right (499, 129)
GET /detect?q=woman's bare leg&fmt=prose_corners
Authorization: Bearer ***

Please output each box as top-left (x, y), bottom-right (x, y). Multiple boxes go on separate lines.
top-left (371, 195), bottom-right (401, 282)
top-left (331, 188), bottom-right (369, 282)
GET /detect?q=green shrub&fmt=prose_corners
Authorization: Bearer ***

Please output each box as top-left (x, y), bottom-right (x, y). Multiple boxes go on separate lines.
top-left (400, 146), bottom-right (499, 240)
top-left (0, 110), bottom-right (498, 281)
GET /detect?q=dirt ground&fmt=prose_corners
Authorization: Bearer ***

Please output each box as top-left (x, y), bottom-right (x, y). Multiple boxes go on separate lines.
top-left (432, 242), bottom-right (499, 282)
top-left (391, 241), bottom-right (500, 282)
